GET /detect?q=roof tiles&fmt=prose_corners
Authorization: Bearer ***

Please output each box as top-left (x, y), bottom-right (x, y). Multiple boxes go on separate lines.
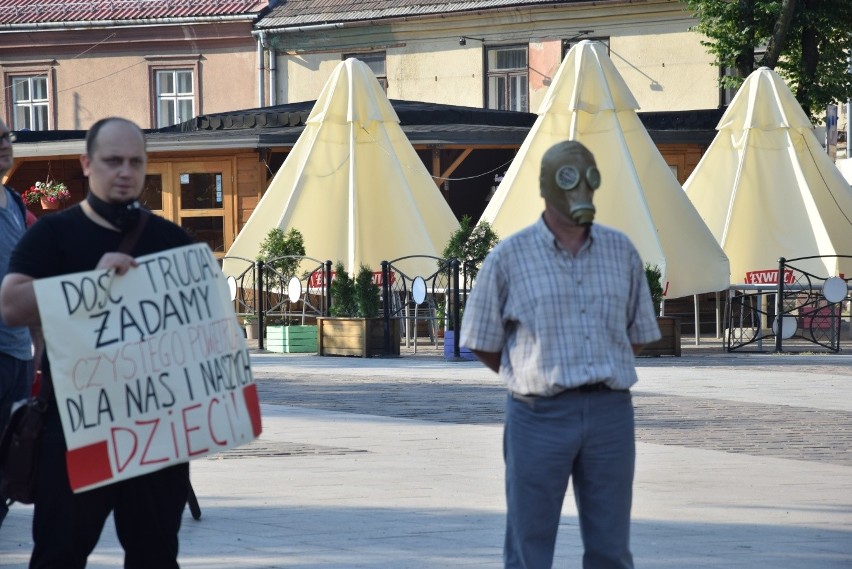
top-left (0, 0), bottom-right (266, 25)
top-left (258, 0), bottom-right (590, 28)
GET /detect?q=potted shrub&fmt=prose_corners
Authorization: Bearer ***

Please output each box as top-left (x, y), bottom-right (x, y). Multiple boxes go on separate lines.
top-left (642, 264), bottom-right (681, 357)
top-left (317, 262), bottom-right (400, 357)
top-left (440, 215), bottom-right (498, 360)
top-left (242, 314), bottom-right (259, 340)
top-left (258, 228), bottom-right (320, 353)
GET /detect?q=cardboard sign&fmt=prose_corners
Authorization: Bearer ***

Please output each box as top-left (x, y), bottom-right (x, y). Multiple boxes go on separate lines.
top-left (34, 243), bottom-right (262, 493)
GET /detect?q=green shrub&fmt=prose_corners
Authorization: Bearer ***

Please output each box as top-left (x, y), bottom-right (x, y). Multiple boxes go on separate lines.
top-left (645, 263), bottom-right (664, 314)
top-left (355, 265), bottom-right (381, 318)
top-left (330, 262), bottom-right (358, 317)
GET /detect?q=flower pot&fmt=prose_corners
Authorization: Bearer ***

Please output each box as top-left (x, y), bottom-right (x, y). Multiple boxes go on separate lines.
top-left (317, 317), bottom-right (400, 358)
top-left (642, 316), bottom-right (681, 357)
top-left (266, 325), bottom-right (317, 353)
top-left (443, 330), bottom-right (476, 361)
top-left (244, 322), bottom-right (259, 340)
top-left (40, 198), bottom-right (60, 210)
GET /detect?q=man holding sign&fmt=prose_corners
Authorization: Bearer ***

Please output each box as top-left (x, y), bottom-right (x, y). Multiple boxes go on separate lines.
top-left (0, 117), bottom-right (260, 568)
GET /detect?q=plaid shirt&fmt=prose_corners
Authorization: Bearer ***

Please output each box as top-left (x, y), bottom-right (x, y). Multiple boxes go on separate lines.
top-left (460, 217), bottom-right (661, 396)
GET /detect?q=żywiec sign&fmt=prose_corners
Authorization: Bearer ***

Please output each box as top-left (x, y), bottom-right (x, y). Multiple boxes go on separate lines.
top-left (744, 269), bottom-right (795, 285)
top-left (34, 243), bottom-right (262, 493)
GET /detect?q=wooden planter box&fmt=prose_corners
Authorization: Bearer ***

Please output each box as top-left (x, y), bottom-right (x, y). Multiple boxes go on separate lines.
top-left (317, 317), bottom-right (400, 358)
top-left (642, 316), bottom-right (681, 357)
top-left (266, 325), bottom-right (317, 354)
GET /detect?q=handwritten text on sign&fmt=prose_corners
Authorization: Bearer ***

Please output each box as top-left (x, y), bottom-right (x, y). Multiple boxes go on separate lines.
top-left (34, 243), bottom-right (262, 493)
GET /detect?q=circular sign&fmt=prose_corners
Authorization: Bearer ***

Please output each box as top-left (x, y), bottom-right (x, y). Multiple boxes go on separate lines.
top-left (822, 276), bottom-right (847, 304)
top-left (287, 276), bottom-right (302, 303)
top-left (411, 276), bottom-right (427, 305)
top-left (772, 315), bottom-right (797, 340)
top-left (226, 276), bottom-right (237, 301)
top-left (555, 165), bottom-right (580, 190)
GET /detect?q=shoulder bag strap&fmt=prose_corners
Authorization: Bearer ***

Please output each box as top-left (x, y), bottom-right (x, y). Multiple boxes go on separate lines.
top-left (117, 209), bottom-right (150, 255)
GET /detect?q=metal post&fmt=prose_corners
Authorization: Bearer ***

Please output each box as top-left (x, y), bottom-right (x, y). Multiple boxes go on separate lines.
top-left (381, 261), bottom-right (390, 354)
top-left (324, 260), bottom-right (332, 315)
top-left (775, 257), bottom-right (786, 352)
top-left (257, 260), bottom-right (265, 350)
top-left (452, 259), bottom-right (460, 358)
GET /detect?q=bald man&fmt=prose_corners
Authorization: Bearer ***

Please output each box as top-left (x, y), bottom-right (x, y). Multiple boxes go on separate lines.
top-left (1, 117), bottom-right (193, 569)
top-left (461, 140), bottom-right (660, 568)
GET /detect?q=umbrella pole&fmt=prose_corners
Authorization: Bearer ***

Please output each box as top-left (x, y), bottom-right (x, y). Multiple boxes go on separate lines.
top-left (694, 294), bottom-right (700, 345)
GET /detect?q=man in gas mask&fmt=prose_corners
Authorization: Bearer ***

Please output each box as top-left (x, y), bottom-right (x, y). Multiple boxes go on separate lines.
top-left (461, 140), bottom-right (660, 568)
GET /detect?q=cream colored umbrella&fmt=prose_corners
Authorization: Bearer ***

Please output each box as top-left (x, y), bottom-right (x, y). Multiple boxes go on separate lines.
top-left (684, 67), bottom-right (852, 281)
top-left (224, 58), bottom-right (459, 279)
top-left (480, 40), bottom-right (730, 299)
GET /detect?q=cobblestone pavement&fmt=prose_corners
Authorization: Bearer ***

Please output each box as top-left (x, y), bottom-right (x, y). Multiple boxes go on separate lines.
top-left (254, 360), bottom-right (852, 467)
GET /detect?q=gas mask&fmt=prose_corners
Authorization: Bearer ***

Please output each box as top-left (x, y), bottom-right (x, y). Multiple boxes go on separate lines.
top-left (539, 141), bottom-right (601, 225)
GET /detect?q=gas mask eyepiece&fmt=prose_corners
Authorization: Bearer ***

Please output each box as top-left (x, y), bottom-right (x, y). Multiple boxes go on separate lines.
top-left (554, 165), bottom-right (601, 191)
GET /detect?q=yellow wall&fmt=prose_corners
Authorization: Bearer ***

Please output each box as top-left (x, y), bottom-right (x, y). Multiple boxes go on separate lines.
top-left (272, 0), bottom-right (719, 113)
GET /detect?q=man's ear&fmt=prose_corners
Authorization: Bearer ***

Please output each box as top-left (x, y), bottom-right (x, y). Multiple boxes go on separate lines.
top-left (79, 154), bottom-right (90, 177)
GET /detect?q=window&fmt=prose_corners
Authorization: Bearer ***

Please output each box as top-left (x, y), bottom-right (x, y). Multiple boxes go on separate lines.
top-left (344, 52), bottom-right (387, 91)
top-left (11, 75), bottom-right (49, 130)
top-left (562, 37), bottom-right (610, 60)
top-left (155, 69), bottom-right (194, 128)
top-left (487, 46), bottom-right (528, 112)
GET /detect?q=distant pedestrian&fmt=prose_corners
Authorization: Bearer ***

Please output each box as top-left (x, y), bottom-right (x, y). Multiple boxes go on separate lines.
top-left (0, 119), bottom-right (36, 528)
top-left (460, 140), bottom-right (661, 568)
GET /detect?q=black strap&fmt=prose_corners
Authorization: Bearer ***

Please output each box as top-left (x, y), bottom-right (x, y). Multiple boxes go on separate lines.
top-left (4, 185), bottom-right (28, 227)
top-left (117, 209), bottom-right (150, 254)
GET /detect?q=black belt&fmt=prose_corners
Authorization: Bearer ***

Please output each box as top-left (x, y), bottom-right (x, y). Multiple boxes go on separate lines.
top-left (563, 382), bottom-right (613, 393)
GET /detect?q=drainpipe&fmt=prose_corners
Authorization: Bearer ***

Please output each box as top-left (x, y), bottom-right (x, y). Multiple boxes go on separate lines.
top-left (257, 32), bottom-right (266, 108)
top-left (269, 47), bottom-right (277, 106)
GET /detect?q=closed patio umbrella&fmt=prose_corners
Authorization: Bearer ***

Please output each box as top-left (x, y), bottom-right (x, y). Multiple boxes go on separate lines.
top-left (223, 58), bottom-right (459, 280)
top-left (684, 67), bottom-right (852, 282)
top-left (480, 40), bottom-right (730, 299)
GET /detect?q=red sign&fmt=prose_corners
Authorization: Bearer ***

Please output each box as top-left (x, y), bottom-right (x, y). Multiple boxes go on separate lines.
top-left (744, 269), bottom-right (795, 285)
top-left (308, 270), bottom-right (395, 288)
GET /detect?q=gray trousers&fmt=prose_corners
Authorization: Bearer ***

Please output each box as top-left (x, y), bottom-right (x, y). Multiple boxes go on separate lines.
top-left (503, 388), bottom-right (635, 569)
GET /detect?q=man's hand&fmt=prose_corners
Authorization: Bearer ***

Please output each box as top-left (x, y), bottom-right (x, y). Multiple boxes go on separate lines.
top-left (96, 252), bottom-right (138, 276)
top-left (471, 349), bottom-right (501, 373)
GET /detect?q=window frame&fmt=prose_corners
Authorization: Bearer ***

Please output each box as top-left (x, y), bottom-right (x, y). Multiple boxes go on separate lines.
top-left (3, 65), bottom-right (54, 131)
top-left (485, 45), bottom-right (529, 112)
top-left (343, 51), bottom-right (388, 91)
top-left (562, 36), bottom-right (610, 59)
top-left (147, 57), bottom-right (201, 129)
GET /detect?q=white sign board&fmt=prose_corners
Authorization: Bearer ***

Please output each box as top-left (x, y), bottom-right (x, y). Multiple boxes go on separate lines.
top-left (34, 243), bottom-right (262, 493)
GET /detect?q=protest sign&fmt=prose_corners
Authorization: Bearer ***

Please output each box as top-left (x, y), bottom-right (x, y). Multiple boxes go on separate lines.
top-left (33, 243), bottom-right (262, 493)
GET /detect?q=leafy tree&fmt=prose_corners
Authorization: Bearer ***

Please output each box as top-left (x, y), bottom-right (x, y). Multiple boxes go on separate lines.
top-left (685, 0), bottom-right (852, 119)
top-left (441, 215), bottom-right (500, 280)
top-left (259, 227), bottom-right (306, 278)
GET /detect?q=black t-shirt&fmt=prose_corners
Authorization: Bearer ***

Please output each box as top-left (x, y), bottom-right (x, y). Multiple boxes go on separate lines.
top-left (9, 205), bottom-right (193, 413)
top-left (10, 205), bottom-right (192, 278)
